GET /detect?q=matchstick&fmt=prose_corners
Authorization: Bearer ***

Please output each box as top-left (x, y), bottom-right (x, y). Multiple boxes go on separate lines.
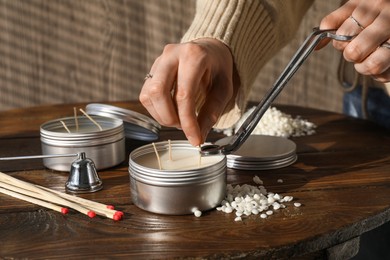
top-left (0, 172), bottom-right (96, 218)
top-left (79, 108), bottom-right (103, 131)
top-left (38, 185), bottom-right (123, 220)
top-left (0, 172), bottom-right (123, 220)
top-left (0, 187), bottom-right (69, 215)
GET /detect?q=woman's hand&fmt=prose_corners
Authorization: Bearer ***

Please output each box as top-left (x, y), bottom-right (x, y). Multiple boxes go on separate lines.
top-left (320, 0), bottom-right (390, 82)
top-left (139, 38), bottom-right (236, 146)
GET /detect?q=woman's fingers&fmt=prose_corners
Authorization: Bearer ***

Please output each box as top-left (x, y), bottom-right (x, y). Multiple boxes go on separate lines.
top-left (174, 44), bottom-right (209, 146)
top-left (354, 46), bottom-right (390, 81)
top-left (140, 39), bottom-right (235, 146)
top-left (139, 45), bottom-right (181, 128)
top-left (197, 75), bottom-right (234, 143)
top-left (319, 0), bottom-right (390, 82)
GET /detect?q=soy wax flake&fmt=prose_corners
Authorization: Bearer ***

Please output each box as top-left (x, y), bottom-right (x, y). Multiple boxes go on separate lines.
top-left (216, 176), bottom-right (301, 222)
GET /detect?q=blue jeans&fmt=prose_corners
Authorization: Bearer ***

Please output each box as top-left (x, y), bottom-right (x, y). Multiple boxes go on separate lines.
top-left (345, 85), bottom-right (390, 259)
top-left (343, 85), bottom-right (390, 129)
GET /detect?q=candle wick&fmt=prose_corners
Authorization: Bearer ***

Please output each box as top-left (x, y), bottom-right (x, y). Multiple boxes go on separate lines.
top-left (168, 139), bottom-right (172, 161)
top-left (73, 107), bottom-right (79, 132)
top-left (152, 142), bottom-right (162, 170)
top-left (198, 146), bottom-right (202, 168)
top-left (60, 120), bottom-right (71, 133)
top-left (79, 108), bottom-right (103, 131)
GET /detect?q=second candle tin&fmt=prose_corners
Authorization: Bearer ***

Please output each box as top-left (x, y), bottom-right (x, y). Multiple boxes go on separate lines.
top-left (129, 140), bottom-right (226, 215)
top-left (40, 115), bottom-right (125, 171)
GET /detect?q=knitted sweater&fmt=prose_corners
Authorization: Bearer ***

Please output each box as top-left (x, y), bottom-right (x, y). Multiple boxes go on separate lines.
top-left (181, 0), bottom-right (314, 129)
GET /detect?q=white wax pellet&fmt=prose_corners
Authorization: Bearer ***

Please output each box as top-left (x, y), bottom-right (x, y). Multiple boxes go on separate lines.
top-left (259, 186), bottom-right (267, 195)
top-left (267, 197), bottom-right (275, 204)
top-left (218, 180), bottom-right (303, 222)
top-left (225, 207), bottom-right (233, 214)
top-left (258, 206), bottom-right (266, 212)
top-left (294, 202), bottom-right (302, 207)
top-left (272, 202), bottom-right (281, 210)
top-left (234, 216), bottom-right (242, 222)
top-left (253, 176), bottom-right (263, 185)
top-left (273, 193), bottom-right (281, 200)
top-left (227, 106), bottom-right (316, 138)
top-left (244, 196), bottom-right (252, 202)
top-left (194, 210), bottom-right (202, 217)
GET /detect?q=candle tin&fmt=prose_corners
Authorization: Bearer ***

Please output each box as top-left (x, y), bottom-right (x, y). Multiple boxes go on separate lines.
top-left (218, 135), bottom-right (297, 170)
top-left (129, 140), bottom-right (226, 215)
top-left (40, 116), bottom-right (125, 171)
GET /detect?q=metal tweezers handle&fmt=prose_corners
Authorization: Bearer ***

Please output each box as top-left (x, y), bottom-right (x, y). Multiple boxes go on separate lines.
top-left (220, 27), bottom-right (364, 154)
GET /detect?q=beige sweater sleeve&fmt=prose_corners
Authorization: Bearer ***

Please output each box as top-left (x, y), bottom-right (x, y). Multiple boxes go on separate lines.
top-left (181, 0), bottom-right (314, 129)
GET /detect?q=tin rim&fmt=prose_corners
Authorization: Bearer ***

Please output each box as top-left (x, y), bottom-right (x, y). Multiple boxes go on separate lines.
top-left (129, 140), bottom-right (226, 185)
top-left (40, 116), bottom-right (125, 146)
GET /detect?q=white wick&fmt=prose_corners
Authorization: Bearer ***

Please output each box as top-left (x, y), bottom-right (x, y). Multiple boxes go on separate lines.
top-left (79, 108), bottom-right (103, 131)
top-left (60, 120), bottom-right (71, 133)
top-left (168, 139), bottom-right (172, 161)
top-left (73, 107), bottom-right (79, 132)
top-left (152, 142), bottom-right (162, 170)
top-left (198, 146), bottom-right (202, 167)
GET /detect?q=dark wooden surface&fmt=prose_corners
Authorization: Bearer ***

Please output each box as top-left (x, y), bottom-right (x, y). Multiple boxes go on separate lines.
top-left (0, 101), bottom-right (389, 259)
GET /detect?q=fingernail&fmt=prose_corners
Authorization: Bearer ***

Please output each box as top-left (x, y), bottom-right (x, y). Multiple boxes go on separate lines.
top-left (187, 135), bottom-right (201, 147)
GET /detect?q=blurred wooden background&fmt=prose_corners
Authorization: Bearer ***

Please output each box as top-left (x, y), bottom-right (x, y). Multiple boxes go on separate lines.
top-left (0, 0), bottom-right (343, 114)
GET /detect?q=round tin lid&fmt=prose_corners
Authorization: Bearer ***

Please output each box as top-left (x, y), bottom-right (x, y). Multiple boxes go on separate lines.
top-left (85, 103), bottom-right (160, 141)
top-left (220, 135), bottom-right (297, 170)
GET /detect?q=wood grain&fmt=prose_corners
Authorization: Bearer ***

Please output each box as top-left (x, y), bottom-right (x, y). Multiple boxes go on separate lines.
top-left (0, 101), bottom-right (389, 259)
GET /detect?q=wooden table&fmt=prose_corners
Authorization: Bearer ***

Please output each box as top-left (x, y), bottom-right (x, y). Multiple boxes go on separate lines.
top-left (0, 101), bottom-right (389, 259)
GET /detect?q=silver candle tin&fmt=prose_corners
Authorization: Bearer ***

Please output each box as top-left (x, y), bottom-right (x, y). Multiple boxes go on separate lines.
top-left (129, 140), bottom-right (226, 215)
top-left (40, 116), bottom-right (125, 171)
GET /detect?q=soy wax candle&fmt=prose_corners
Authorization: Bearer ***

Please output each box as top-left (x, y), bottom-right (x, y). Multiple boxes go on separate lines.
top-left (40, 115), bottom-right (125, 171)
top-left (129, 140), bottom-right (226, 215)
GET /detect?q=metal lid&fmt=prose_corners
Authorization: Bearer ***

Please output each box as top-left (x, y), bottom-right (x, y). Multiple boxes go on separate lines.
top-left (85, 103), bottom-right (160, 141)
top-left (222, 135), bottom-right (297, 170)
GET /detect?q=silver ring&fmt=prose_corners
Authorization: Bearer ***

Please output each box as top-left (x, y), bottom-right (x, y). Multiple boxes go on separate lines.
top-left (349, 15), bottom-right (365, 30)
top-left (379, 40), bottom-right (390, 50)
top-left (144, 73), bottom-right (153, 81)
